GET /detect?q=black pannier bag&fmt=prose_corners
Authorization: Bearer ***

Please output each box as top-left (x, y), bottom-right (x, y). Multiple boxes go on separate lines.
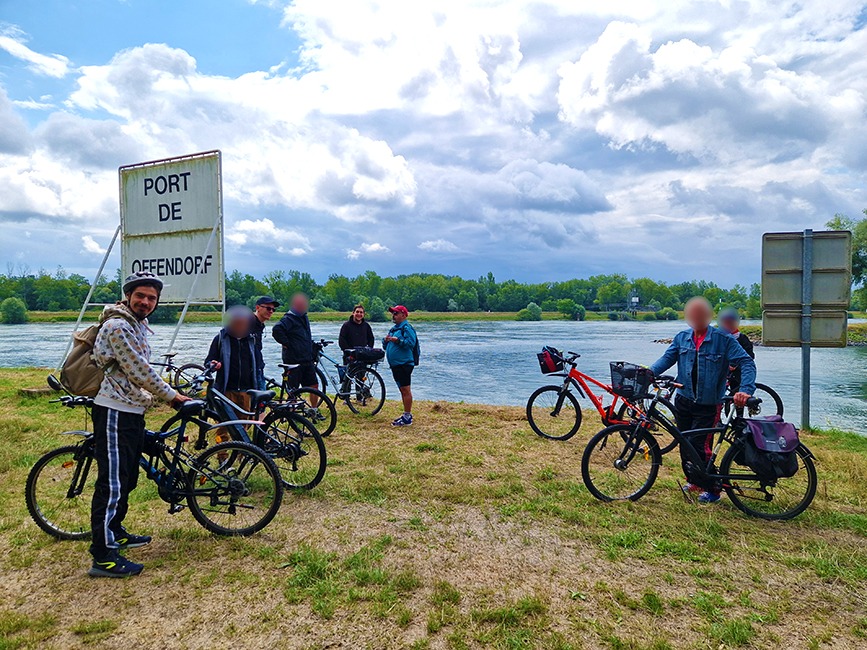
top-left (537, 346), bottom-right (565, 374)
top-left (347, 347), bottom-right (385, 363)
top-left (740, 416), bottom-right (800, 481)
top-left (609, 361), bottom-right (654, 399)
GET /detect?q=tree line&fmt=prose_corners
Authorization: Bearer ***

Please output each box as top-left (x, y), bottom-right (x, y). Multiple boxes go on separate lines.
top-left (2, 208), bottom-right (863, 325)
top-left (0, 265), bottom-right (762, 324)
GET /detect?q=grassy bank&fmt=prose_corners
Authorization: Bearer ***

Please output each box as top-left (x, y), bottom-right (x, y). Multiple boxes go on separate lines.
top-left (1, 367), bottom-right (865, 649)
top-left (22, 310), bottom-right (612, 324)
top-left (740, 322), bottom-right (867, 345)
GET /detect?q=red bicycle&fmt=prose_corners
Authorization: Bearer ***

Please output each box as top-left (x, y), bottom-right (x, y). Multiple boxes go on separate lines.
top-left (526, 348), bottom-right (678, 453)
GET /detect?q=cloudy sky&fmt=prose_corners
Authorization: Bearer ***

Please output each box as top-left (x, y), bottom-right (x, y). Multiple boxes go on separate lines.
top-left (1, 0), bottom-right (865, 287)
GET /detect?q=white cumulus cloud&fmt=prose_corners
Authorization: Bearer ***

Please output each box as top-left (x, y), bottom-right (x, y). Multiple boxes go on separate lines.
top-left (418, 239), bottom-right (459, 253)
top-left (81, 235), bottom-right (106, 255)
top-left (0, 25), bottom-right (70, 77)
top-left (226, 218), bottom-right (311, 256)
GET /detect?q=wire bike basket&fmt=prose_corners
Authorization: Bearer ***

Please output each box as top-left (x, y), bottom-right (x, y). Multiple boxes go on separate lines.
top-left (609, 362), bottom-right (654, 399)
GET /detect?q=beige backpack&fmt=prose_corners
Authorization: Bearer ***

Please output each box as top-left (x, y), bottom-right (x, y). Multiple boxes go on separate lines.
top-left (60, 324), bottom-right (108, 397)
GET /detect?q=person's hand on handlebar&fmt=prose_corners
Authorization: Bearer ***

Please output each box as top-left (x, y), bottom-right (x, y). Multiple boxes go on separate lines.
top-left (732, 391), bottom-right (751, 408)
top-left (170, 394), bottom-right (192, 408)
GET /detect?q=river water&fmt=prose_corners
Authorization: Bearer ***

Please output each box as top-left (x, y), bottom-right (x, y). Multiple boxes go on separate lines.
top-left (2, 320), bottom-right (865, 433)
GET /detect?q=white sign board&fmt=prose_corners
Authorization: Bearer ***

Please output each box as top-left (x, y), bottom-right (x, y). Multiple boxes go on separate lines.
top-left (120, 151), bottom-right (224, 305)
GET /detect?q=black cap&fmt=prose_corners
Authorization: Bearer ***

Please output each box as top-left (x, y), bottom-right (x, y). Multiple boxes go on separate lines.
top-left (256, 296), bottom-right (280, 307)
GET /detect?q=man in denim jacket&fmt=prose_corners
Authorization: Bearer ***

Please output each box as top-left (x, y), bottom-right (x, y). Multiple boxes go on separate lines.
top-left (650, 297), bottom-right (756, 503)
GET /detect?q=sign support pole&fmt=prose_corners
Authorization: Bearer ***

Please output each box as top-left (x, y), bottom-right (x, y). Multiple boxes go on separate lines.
top-left (55, 225), bottom-right (121, 372)
top-left (800, 229), bottom-right (813, 430)
top-left (166, 218), bottom-right (221, 354)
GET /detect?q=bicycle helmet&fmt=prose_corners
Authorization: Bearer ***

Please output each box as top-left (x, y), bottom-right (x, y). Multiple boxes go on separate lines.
top-left (718, 307), bottom-right (740, 323)
top-left (122, 271), bottom-right (164, 295)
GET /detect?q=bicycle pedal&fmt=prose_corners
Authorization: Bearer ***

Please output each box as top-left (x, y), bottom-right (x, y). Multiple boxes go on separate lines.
top-left (168, 503), bottom-right (186, 514)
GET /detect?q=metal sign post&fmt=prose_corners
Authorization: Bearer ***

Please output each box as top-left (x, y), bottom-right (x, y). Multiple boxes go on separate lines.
top-left (800, 229), bottom-right (813, 430)
top-left (761, 229), bottom-right (851, 429)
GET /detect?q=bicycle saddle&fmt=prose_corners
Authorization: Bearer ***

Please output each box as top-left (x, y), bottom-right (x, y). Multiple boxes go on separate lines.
top-left (162, 352), bottom-right (178, 359)
top-left (177, 400), bottom-right (207, 418)
top-left (278, 363), bottom-right (300, 370)
top-left (246, 389), bottom-right (276, 404)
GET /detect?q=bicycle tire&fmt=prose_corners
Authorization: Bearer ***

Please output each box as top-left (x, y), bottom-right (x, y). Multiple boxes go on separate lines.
top-left (174, 363), bottom-right (206, 398)
top-left (186, 441), bottom-right (284, 536)
top-left (719, 442), bottom-right (816, 520)
top-left (581, 424), bottom-right (661, 502)
top-left (615, 399), bottom-right (679, 455)
top-left (344, 367), bottom-right (386, 415)
top-left (288, 387), bottom-right (337, 437)
top-left (260, 411), bottom-right (328, 490)
top-left (722, 383), bottom-right (784, 420)
top-left (315, 367), bottom-right (329, 394)
top-left (26, 443), bottom-right (95, 541)
top-left (526, 385), bottom-right (582, 441)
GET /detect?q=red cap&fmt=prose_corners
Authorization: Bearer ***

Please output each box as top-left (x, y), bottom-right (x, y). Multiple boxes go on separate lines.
top-left (388, 305), bottom-right (409, 316)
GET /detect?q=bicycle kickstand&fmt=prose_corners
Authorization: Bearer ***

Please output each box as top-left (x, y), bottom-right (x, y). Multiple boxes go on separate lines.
top-left (676, 479), bottom-right (697, 505)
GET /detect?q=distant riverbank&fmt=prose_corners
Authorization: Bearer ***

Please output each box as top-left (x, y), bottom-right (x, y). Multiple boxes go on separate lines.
top-left (20, 309), bottom-right (616, 324)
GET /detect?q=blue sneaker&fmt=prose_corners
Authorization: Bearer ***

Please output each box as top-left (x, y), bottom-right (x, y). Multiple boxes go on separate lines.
top-left (88, 551), bottom-right (144, 578)
top-left (392, 414), bottom-right (413, 427)
top-left (114, 529), bottom-right (152, 549)
top-left (698, 491), bottom-right (721, 504)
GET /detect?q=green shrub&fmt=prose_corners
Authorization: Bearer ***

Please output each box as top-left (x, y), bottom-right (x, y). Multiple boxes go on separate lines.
top-left (368, 297), bottom-right (388, 322)
top-left (657, 307), bottom-right (678, 321)
top-left (516, 302), bottom-right (542, 321)
top-left (0, 297), bottom-right (28, 324)
top-left (607, 312), bottom-right (619, 321)
top-left (640, 312), bottom-right (657, 321)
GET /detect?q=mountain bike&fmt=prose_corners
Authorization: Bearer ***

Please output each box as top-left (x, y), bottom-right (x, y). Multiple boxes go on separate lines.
top-left (266, 365), bottom-right (338, 436)
top-left (313, 339), bottom-right (386, 415)
top-left (186, 364), bottom-right (327, 490)
top-left (27, 379), bottom-right (284, 540)
top-left (153, 352), bottom-right (206, 397)
top-left (581, 374), bottom-right (817, 520)
top-left (527, 349), bottom-right (678, 453)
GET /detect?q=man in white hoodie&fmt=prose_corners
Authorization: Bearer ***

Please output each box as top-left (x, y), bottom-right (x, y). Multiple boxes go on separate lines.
top-left (88, 272), bottom-right (190, 578)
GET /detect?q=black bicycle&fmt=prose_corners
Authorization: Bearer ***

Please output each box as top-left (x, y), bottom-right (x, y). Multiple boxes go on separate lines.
top-left (153, 352), bottom-right (206, 397)
top-left (266, 364), bottom-right (338, 437)
top-left (187, 364), bottom-right (327, 490)
top-left (581, 372), bottom-right (817, 521)
top-left (27, 377), bottom-right (284, 540)
top-left (313, 339), bottom-right (386, 415)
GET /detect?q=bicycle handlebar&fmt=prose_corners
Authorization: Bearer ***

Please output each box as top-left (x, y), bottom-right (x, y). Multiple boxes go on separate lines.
top-left (50, 395), bottom-right (94, 408)
top-left (721, 395), bottom-right (762, 408)
top-left (315, 339), bottom-right (335, 347)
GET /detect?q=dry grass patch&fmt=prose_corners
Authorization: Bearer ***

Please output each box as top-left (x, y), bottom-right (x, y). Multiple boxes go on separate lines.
top-left (0, 368), bottom-right (865, 649)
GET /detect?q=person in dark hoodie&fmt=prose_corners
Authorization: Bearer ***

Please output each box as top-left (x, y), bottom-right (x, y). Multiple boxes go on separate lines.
top-left (205, 306), bottom-right (258, 419)
top-left (272, 293), bottom-right (319, 406)
top-left (339, 304), bottom-right (375, 361)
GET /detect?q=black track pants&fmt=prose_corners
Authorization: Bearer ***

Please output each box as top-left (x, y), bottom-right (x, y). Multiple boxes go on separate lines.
top-left (89, 405), bottom-right (145, 559)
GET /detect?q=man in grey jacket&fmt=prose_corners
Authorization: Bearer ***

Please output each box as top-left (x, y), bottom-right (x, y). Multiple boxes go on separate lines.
top-left (88, 272), bottom-right (190, 577)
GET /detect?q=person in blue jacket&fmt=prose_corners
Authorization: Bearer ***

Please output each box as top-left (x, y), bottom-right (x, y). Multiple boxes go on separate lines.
top-left (383, 305), bottom-right (418, 427)
top-left (650, 296), bottom-right (756, 504)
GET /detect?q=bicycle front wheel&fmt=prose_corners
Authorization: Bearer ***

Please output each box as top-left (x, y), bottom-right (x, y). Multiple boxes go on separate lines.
top-left (260, 412), bottom-right (327, 490)
top-left (344, 367), bottom-right (386, 415)
top-left (581, 424), bottom-right (661, 502)
top-left (526, 386), bottom-right (582, 440)
top-left (186, 441), bottom-right (284, 536)
top-left (174, 363), bottom-right (206, 398)
top-left (719, 442), bottom-right (816, 520)
top-left (26, 443), bottom-right (95, 540)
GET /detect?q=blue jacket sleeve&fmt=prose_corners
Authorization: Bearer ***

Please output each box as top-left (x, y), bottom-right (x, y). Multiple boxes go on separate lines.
top-left (726, 336), bottom-right (757, 394)
top-left (650, 338), bottom-right (679, 377)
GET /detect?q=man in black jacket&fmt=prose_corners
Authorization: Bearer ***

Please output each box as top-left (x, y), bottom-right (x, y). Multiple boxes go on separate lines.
top-left (205, 306), bottom-right (258, 417)
top-left (339, 304), bottom-right (375, 361)
top-left (272, 294), bottom-right (318, 404)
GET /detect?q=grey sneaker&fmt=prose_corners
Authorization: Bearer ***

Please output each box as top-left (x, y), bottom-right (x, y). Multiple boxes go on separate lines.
top-left (391, 414), bottom-right (413, 427)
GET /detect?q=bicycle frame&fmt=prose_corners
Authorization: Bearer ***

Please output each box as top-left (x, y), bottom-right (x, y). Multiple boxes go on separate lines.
top-left (549, 365), bottom-right (634, 426)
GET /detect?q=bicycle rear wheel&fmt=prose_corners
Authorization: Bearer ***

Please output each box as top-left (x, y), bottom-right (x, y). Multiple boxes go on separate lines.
top-left (526, 386), bottom-right (582, 440)
top-left (719, 442), bottom-right (816, 520)
top-left (174, 363), bottom-right (206, 398)
top-left (581, 424), bottom-right (661, 502)
top-left (260, 411), bottom-right (327, 489)
top-left (721, 383), bottom-right (784, 420)
top-left (287, 387), bottom-right (337, 437)
top-left (344, 367), bottom-right (386, 415)
top-left (186, 441), bottom-right (283, 536)
top-left (26, 443), bottom-right (95, 540)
